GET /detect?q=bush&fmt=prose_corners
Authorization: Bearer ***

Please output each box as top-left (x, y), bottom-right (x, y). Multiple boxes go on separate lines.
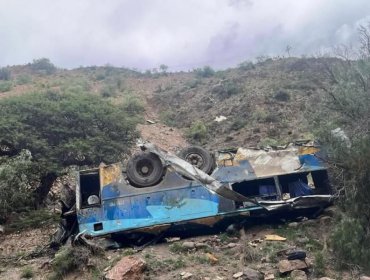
top-left (21, 266), bottom-right (34, 279)
top-left (187, 121), bottom-right (208, 143)
top-left (274, 90), bottom-right (290, 102)
top-left (29, 58), bottom-right (57, 75)
top-left (212, 80), bottom-right (241, 99)
top-left (0, 151), bottom-right (38, 222)
top-left (194, 66), bottom-right (215, 78)
top-left (123, 95), bottom-right (144, 114)
top-left (159, 110), bottom-right (178, 127)
top-left (0, 68), bottom-right (11, 80)
top-left (50, 246), bottom-right (91, 280)
top-left (238, 61), bottom-right (255, 71)
top-left (230, 118), bottom-right (247, 131)
top-left (0, 81), bottom-right (12, 92)
top-left (16, 74), bottom-right (32, 85)
top-left (101, 85), bottom-right (117, 98)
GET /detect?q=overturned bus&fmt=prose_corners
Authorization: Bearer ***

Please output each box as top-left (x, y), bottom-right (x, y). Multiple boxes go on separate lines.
top-left (60, 140), bottom-right (332, 240)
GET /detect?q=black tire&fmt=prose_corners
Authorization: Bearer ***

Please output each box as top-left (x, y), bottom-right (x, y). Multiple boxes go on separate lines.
top-left (127, 152), bottom-right (165, 187)
top-left (178, 146), bottom-right (214, 174)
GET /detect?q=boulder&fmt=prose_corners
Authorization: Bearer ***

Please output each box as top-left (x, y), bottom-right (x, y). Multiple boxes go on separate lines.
top-left (278, 260), bottom-right (307, 274)
top-left (243, 267), bottom-right (263, 280)
top-left (288, 222), bottom-right (299, 228)
top-left (318, 278), bottom-right (335, 280)
top-left (290, 270), bottom-right (307, 280)
top-left (182, 241), bottom-right (195, 249)
top-left (233, 271), bottom-right (244, 278)
top-left (106, 256), bottom-right (146, 280)
top-left (360, 276), bottom-right (370, 280)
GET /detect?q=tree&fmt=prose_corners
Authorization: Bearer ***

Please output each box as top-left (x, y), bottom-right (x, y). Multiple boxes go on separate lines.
top-left (159, 64), bottom-right (168, 73)
top-left (0, 91), bottom-right (141, 206)
top-left (314, 24), bottom-right (370, 271)
top-left (29, 58), bottom-right (57, 75)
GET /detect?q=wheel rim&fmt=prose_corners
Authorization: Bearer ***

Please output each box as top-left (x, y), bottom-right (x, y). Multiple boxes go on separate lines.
top-left (185, 153), bottom-right (204, 169)
top-left (136, 159), bottom-right (154, 177)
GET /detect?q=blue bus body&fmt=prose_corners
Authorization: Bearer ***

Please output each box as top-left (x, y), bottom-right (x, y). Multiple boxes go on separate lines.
top-left (76, 144), bottom-right (332, 237)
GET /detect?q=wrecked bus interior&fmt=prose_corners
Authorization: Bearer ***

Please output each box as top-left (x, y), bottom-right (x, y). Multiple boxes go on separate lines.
top-left (57, 141), bottom-right (332, 243)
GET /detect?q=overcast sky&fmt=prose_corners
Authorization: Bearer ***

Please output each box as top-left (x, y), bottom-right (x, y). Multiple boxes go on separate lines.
top-left (0, 0), bottom-right (369, 71)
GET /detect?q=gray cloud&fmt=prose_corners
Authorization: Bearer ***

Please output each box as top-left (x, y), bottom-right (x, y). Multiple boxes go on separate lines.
top-left (0, 0), bottom-right (369, 71)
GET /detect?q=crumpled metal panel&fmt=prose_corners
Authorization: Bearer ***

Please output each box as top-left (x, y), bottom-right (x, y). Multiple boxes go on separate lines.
top-left (141, 143), bottom-right (257, 204)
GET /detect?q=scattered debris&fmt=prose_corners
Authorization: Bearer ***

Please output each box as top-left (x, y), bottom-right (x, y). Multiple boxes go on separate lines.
top-left (265, 235), bottom-right (286, 241)
top-left (206, 253), bottom-right (218, 264)
top-left (105, 256), bottom-right (146, 280)
top-left (214, 115), bottom-right (227, 122)
top-left (287, 251), bottom-right (306, 260)
top-left (180, 271), bottom-right (193, 279)
top-left (233, 271), bottom-right (244, 278)
top-left (165, 237), bottom-right (181, 243)
top-left (278, 259), bottom-right (308, 274)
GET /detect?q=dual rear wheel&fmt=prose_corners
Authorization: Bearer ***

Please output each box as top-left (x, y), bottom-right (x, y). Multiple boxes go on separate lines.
top-left (126, 146), bottom-right (214, 187)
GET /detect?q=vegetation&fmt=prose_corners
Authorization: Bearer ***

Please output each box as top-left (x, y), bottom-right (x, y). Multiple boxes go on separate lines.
top-left (0, 90), bottom-right (140, 207)
top-left (194, 65), bottom-right (215, 78)
top-left (50, 246), bottom-right (91, 280)
top-left (20, 266), bottom-right (34, 279)
top-left (0, 81), bottom-right (13, 92)
top-left (186, 120), bottom-right (208, 143)
top-left (0, 68), bottom-right (11, 80)
top-left (29, 58), bottom-right (57, 75)
top-left (312, 24), bottom-right (370, 272)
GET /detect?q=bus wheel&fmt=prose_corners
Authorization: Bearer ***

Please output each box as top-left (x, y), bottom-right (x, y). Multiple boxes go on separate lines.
top-left (178, 146), bottom-right (214, 174)
top-left (127, 152), bottom-right (165, 187)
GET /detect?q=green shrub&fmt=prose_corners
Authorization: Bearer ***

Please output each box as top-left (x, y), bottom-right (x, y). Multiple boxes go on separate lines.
top-left (0, 68), bottom-right (11, 80)
top-left (29, 58), bottom-right (56, 75)
top-left (0, 81), bottom-right (12, 92)
top-left (123, 95), bottom-right (144, 114)
top-left (101, 85), bottom-right (117, 98)
top-left (50, 246), bottom-right (91, 280)
top-left (187, 121), bottom-right (208, 143)
top-left (21, 266), bottom-right (34, 279)
top-left (194, 66), bottom-right (215, 78)
top-left (186, 79), bottom-right (201, 89)
top-left (313, 252), bottom-right (326, 276)
top-left (230, 118), bottom-right (247, 131)
top-left (159, 110), bottom-right (178, 127)
top-left (274, 90), bottom-right (290, 102)
top-left (16, 74), bottom-right (32, 85)
top-left (238, 61), bottom-right (255, 71)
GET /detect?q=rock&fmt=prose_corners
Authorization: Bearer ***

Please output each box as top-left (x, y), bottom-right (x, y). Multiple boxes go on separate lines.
top-left (302, 219), bottom-right (317, 226)
top-left (106, 256), bottom-right (146, 280)
top-left (318, 278), bottom-right (335, 280)
top-left (264, 274), bottom-right (275, 280)
top-left (195, 242), bottom-right (209, 249)
top-left (319, 216), bottom-right (332, 223)
top-left (227, 242), bottom-right (238, 248)
top-left (288, 222), bottom-right (299, 228)
top-left (182, 241), bottom-right (195, 249)
top-left (278, 260), bottom-right (307, 274)
top-left (360, 276), bottom-right (370, 280)
top-left (243, 267), bottom-right (263, 280)
top-left (265, 234), bottom-right (286, 241)
top-left (0, 225), bottom-right (4, 234)
top-left (290, 270), bottom-right (307, 280)
top-left (166, 237), bottom-right (180, 242)
top-left (296, 237), bottom-right (309, 244)
top-left (233, 271), bottom-right (244, 278)
top-left (180, 272), bottom-right (193, 279)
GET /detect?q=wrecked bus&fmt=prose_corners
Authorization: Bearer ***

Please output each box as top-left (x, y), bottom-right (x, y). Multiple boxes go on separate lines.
top-left (65, 141), bottom-right (332, 239)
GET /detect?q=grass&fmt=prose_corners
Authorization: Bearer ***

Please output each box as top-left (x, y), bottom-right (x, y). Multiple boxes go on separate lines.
top-left (169, 242), bottom-right (188, 253)
top-left (144, 253), bottom-right (187, 274)
top-left (7, 209), bottom-right (59, 232)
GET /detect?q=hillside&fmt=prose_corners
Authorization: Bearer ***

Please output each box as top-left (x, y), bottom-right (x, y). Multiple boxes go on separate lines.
top-left (0, 57), bottom-right (333, 151)
top-left (1, 57), bottom-right (359, 280)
